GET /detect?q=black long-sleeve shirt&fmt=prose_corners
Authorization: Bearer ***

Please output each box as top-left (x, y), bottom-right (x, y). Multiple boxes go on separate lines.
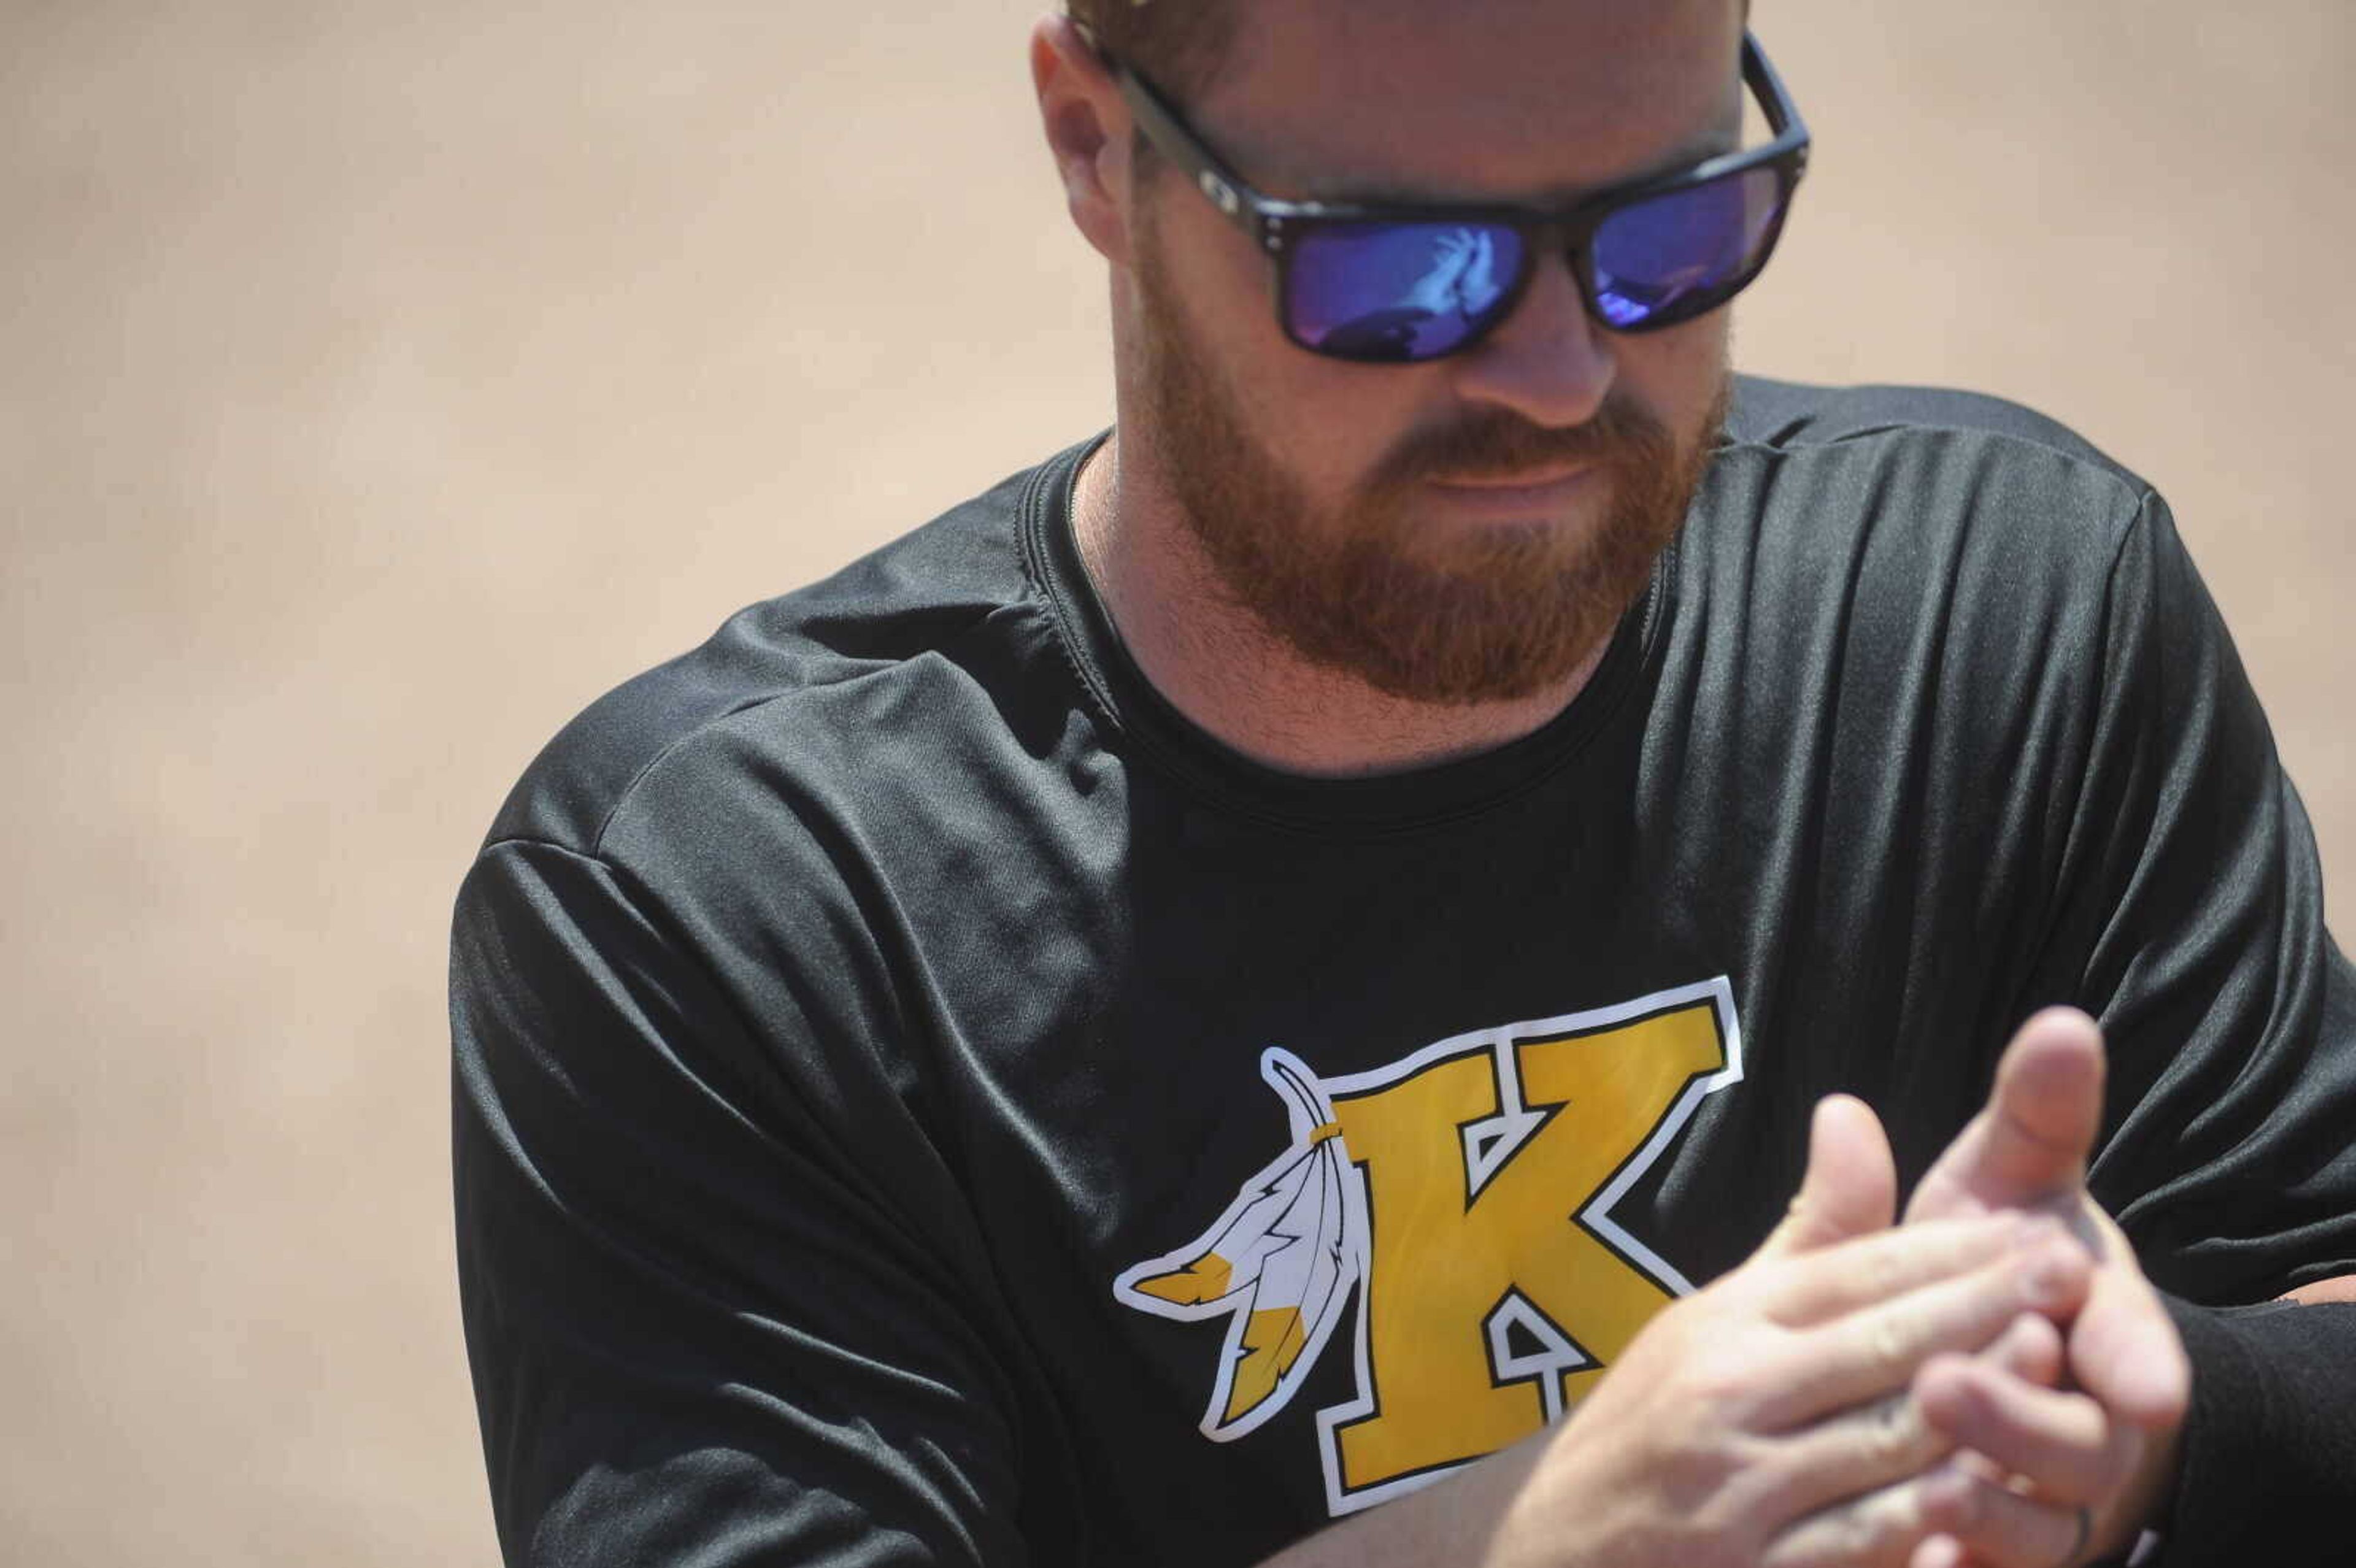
top-left (453, 379), bottom-right (2356, 1565)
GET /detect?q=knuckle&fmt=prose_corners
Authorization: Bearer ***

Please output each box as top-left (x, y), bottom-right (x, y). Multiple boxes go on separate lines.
top-left (1854, 1236), bottom-right (1902, 1303)
top-left (1641, 1416), bottom-right (1753, 1512)
top-left (1834, 1498), bottom-right (1892, 1561)
top-left (1776, 1490), bottom-right (1903, 1568)
top-left (1682, 1345), bottom-right (1767, 1424)
top-left (1693, 1468), bottom-right (1775, 1552)
top-left (1873, 1394), bottom-right (1927, 1466)
top-left (1868, 1310), bottom-right (1910, 1374)
top-left (1722, 1440), bottom-right (1805, 1524)
top-left (1847, 1397), bottom-right (1904, 1469)
top-left (1873, 1237), bottom-right (1911, 1299)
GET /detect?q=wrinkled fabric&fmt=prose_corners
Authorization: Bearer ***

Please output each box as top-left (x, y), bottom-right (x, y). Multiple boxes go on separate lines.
top-left (452, 378), bottom-right (2356, 1567)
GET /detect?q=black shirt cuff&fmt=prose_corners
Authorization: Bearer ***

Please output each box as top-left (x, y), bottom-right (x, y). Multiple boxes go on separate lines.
top-left (2157, 1293), bottom-right (2356, 1561)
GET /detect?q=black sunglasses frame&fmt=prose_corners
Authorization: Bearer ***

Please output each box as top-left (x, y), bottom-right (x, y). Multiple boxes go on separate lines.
top-left (1097, 30), bottom-right (1813, 359)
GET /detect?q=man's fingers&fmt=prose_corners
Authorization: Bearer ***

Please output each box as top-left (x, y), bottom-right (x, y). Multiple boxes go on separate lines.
top-left (2067, 1263), bottom-right (2191, 1431)
top-left (1760, 1453), bottom-right (2081, 1568)
top-left (1983, 1009), bottom-right (2106, 1182)
top-left (1747, 1312), bottom-right (2067, 1533)
top-left (1917, 1462), bottom-right (2095, 1568)
top-left (1981, 1309), bottom-right (2066, 1389)
top-left (1766, 1231), bottom-right (2090, 1427)
top-left (1765, 1458), bottom-right (2089, 1568)
top-left (1761, 1094), bottom-right (1900, 1260)
top-left (1767, 1386), bottom-right (1953, 1529)
top-left (1909, 1010), bottom-right (2105, 1221)
top-left (1908, 1534), bottom-right (1969, 1568)
top-left (1916, 1355), bottom-right (2122, 1504)
top-left (1761, 1461), bottom-right (1941, 1568)
top-left (1763, 1213), bottom-right (2057, 1329)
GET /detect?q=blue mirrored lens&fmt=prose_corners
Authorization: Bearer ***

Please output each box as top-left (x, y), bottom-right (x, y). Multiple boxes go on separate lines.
top-left (1285, 222), bottom-right (1528, 361)
top-left (1591, 167), bottom-right (1785, 329)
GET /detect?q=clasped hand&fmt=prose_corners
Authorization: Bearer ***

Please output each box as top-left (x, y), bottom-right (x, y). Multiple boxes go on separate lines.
top-left (1498, 1010), bottom-right (2189, 1568)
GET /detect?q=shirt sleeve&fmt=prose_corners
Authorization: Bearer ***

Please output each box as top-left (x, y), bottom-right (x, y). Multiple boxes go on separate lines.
top-left (2020, 488), bottom-right (2356, 1558)
top-left (2158, 1295), bottom-right (2356, 1559)
top-left (2033, 486), bottom-right (2356, 1302)
top-left (451, 836), bottom-right (1032, 1568)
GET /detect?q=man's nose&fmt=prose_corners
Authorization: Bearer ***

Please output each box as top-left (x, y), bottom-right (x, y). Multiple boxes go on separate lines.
top-left (1448, 253), bottom-right (1616, 429)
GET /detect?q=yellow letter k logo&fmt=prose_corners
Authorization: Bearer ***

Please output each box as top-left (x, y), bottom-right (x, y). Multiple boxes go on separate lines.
top-left (1115, 979), bottom-right (1744, 1517)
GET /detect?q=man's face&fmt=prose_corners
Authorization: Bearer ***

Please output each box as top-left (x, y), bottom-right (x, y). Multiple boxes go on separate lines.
top-left (1118, 0), bottom-right (1746, 704)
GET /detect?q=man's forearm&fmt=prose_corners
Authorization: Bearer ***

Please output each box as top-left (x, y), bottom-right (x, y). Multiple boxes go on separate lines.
top-left (2158, 1296), bottom-right (2356, 1562)
top-left (1255, 1429), bottom-right (1555, 1568)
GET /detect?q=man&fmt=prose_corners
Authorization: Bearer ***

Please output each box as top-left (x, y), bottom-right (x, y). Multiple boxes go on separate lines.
top-left (450, 2), bottom-right (2356, 1564)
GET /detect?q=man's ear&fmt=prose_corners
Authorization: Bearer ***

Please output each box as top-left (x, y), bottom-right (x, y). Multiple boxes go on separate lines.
top-left (1031, 15), bottom-right (1136, 267)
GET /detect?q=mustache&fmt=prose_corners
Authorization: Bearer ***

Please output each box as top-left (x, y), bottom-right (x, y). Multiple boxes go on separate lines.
top-left (1367, 394), bottom-right (1679, 491)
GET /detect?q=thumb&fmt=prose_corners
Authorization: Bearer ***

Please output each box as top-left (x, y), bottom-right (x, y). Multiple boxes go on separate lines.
top-left (1910, 1007), bottom-right (2106, 1221)
top-left (1760, 1094), bottom-right (1897, 1258)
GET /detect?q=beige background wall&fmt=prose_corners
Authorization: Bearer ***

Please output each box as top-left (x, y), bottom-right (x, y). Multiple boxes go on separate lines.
top-left (2, 2), bottom-right (2347, 1562)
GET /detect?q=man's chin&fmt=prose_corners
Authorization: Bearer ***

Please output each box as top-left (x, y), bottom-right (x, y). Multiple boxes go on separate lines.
top-left (1374, 510), bottom-right (1608, 592)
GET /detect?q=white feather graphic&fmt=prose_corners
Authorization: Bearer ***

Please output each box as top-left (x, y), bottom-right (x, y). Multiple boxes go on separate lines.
top-left (1112, 1047), bottom-right (1369, 1439)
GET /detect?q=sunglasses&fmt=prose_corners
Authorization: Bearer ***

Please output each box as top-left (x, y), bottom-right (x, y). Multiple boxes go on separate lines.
top-left (1103, 31), bottom-right (1812, 364)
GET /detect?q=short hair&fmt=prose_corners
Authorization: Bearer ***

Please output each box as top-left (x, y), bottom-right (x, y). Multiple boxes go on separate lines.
top-left (1064, 0), bottom-right (1239, 101)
